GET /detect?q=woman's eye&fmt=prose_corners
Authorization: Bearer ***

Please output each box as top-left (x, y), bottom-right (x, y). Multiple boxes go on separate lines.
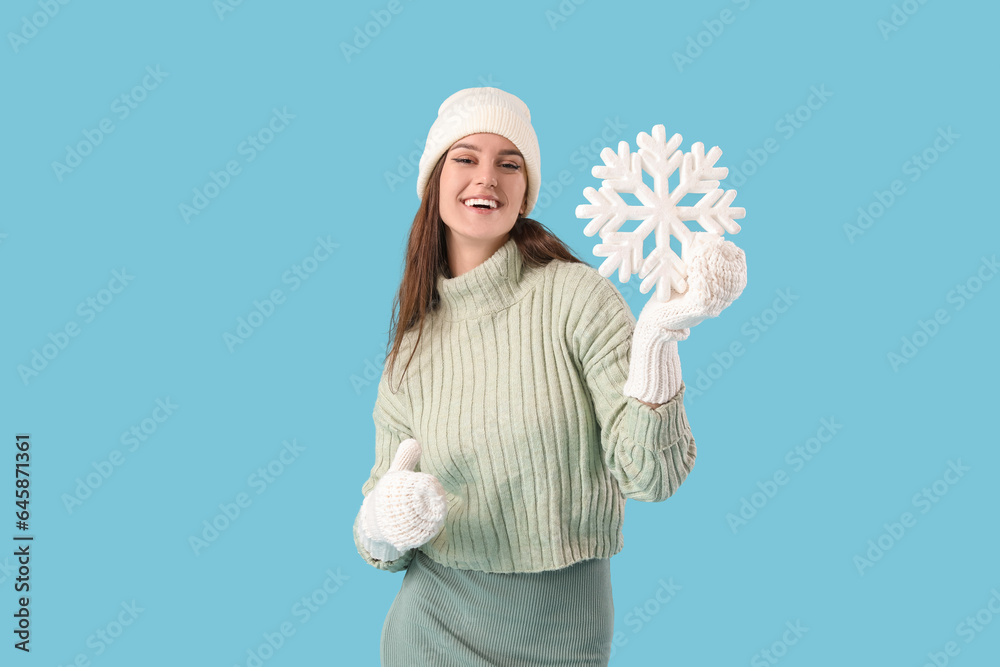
top-left (451, 157), bottom-right (520, 169)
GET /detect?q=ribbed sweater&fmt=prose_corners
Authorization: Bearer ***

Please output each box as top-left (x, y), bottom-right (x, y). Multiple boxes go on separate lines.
top-left (353, 236), bottom-right (697, 574)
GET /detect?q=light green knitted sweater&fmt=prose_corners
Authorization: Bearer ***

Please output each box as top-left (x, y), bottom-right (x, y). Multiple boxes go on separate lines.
top-left (353, 236), bottom-right (697, 574)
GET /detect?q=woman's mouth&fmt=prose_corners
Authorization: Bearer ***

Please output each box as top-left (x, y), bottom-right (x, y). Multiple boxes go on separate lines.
top-left (462, 198), bottom-right (500, 214)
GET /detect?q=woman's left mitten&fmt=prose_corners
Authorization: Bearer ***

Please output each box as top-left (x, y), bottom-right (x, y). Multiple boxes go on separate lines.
top-left (624, 233), bottom-right (747, 404)
top-left (644, 232), bottom-right (748, 330)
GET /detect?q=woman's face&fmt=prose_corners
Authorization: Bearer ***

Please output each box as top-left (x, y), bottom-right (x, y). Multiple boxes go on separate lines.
top-left (437, 132), bottom-right (527, 245)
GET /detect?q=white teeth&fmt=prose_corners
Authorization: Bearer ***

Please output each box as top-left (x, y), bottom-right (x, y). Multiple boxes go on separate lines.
top-left (463, 198), bottom-right (498, 209)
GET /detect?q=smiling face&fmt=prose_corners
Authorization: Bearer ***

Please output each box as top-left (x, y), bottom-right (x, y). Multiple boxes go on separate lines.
top-left (437, 132), bottom-right (528, 248)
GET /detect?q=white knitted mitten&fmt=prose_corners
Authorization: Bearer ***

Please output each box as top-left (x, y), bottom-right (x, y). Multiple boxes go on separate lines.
top-left (357, 438), bottom-right (447, 561)
top-left (623, 233), bottom-right (747, 404)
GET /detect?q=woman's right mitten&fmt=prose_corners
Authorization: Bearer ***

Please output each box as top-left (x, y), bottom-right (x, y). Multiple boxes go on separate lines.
top-left (357, 438), bottom-right (448, 558)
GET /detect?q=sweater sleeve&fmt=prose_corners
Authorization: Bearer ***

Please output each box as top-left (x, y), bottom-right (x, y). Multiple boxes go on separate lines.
top-left (571, 269), bottom-right (698, 503)
top-left (352, 370), bottom-right (417, 573)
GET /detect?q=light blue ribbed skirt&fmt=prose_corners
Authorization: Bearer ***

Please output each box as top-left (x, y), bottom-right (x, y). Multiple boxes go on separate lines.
top-left (381, 550), bottom-right (614, 666)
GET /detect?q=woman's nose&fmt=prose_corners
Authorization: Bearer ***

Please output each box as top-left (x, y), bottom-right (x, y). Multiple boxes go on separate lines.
top-left (475, 164), bottom-right (498, 187)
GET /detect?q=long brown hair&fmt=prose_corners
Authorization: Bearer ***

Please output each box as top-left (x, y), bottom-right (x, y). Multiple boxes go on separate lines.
top-left (383, 152), bottom-right (587, 393)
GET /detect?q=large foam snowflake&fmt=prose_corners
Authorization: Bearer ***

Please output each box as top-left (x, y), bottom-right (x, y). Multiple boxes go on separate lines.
top-left (575, 124), bottom-right (745, 302)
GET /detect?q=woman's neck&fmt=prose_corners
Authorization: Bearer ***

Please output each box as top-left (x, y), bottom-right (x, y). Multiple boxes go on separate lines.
top-left (446, 232), bottom-right (510, 278)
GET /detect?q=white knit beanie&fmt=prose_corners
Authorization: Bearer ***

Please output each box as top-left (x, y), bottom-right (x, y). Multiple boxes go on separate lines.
top-left (416, 87), bottom-right (541, 217)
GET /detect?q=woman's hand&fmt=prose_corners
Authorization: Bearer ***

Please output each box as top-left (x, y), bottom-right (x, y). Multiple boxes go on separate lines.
top-left (638, 232), bottom-right (747, 331)
top-left (357, 438), bottom-right (448, 561)
top-left (623, 232), bottom-right (747, 404)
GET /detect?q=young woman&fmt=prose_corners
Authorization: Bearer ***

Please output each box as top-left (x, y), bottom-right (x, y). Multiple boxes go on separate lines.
top-left (353, 86), bottom-right (747, 666)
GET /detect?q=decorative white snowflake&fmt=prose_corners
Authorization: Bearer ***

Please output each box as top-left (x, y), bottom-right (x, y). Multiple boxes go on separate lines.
top-left (575, 124), bottom-right (746, 302)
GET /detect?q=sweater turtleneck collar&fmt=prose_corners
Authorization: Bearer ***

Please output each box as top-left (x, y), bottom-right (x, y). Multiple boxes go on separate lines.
top-left (435, 236), bottom-right (540, 321)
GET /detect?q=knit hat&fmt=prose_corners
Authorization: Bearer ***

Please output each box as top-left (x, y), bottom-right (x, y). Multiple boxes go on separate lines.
top-left (416, 87), bottom-right (541, 217)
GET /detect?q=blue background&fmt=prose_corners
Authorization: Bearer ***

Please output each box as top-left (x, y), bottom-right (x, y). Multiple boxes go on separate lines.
top-left (3, 0), bottom-right (998, 665)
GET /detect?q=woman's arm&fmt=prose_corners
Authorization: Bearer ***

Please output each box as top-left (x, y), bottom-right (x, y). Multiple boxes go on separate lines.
top-left (571, 271), bottom-right (697, 503)
top-left (352, 373), bottom-right (419, 573)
